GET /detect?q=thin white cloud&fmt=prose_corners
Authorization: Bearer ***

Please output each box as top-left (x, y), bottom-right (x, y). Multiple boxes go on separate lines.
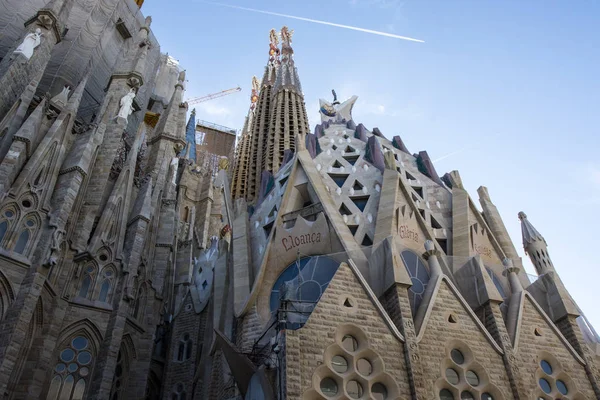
top-left (198, 1), bottom-right (424, 43)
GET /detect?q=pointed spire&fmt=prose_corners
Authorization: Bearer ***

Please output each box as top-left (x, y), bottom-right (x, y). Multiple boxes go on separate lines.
top-left (180, 109), bottom-right (197, 163)
top-left (130, 176), bottom-right (154, 223)
top-left (154, 70), bottom-right (187, 150)
top-left (518, 211), bottom-right (546, 249)
top-left (519, 211), bottom-right (553, 275)
top-left (131, 16), bottom-right (152, 78)
top-left (65, 70), bottom-right (91, 113)
top-left (273, 26), bottom-right (302, 93)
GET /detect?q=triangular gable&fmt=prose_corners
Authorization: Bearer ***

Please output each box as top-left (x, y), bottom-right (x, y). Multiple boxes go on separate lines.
top-left (415, 275), bottom-right (504, 354)
top-left (288, 260), bottom-right (410, 399)
top-left (235, 150), bottom-right (370, 321)
top-left (513, 292), bottom-right (585, 365)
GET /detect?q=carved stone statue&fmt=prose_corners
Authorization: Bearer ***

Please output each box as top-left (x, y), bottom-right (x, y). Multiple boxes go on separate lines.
top-left (43, 227), bottom-right (65, 268)
top-left (252, 76), bottom-right (260, 93)
top-left (118, 88), bottom-right (136, 120)
top-left (14, 28), bottom-right (43, 60)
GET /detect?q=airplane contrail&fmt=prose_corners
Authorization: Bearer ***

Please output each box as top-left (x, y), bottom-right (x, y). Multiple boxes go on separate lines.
top-left (198, 1), bottom-right (424, 43)
top-left (432, 148), bottom-right (468, 164)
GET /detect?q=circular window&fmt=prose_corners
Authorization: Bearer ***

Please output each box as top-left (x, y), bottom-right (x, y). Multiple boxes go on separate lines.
top-left (79, 367), bottom-right (89, 377)
top-left (445, 368), bottom-right (459, 385)
top-left (5, 211), bottom-right (14, 218)
top-left (60, 349), bottom-right (75, 362)
top-left (450, 349), bottom-right (464, 365)
top-left (465, 371), bottom-right (479, 386)
top-left (346, 380), bottom-right (363, 399)
top-left (26, 220), bottom-right (35, 227)
top-left (540, 360), bottom-right (552, 375)
top-left (371, 383), bottom-right (387, 400)
top-left (357, 358), bottom-right (372, 376)
top-left (72, 337), bottom-right (88, 350)
top-left (21, 200), bottom-right (32, 208)
top-left (556, 380), bottom-right (568, 395)
top-left (77, 351), bottom-right (92, 365)
top-left (55, 364), bottom-right (66, 373)
top-left (539, 378), bottom-right (551, 394)
top-left (439, 389), bottom-right (455, 400)
top-left (342, 335), bottom-right (358, 352)
top-left (331, 355), bottom-right (348, 373)
top-left (68, 363), bottom-right (78, 373)
top-left (460, 391), bottom-right (475, 400)
top-left (99, 254), bottom-right (108, 262)
top-left (482, 394), bottom-right (493, 400)
top-left (320, 377), bottom-right (338, 397)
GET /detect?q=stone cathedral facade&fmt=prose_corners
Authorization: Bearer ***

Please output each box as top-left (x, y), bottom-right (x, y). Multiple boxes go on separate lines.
top-left (0, 1), bottom-right (599, 400)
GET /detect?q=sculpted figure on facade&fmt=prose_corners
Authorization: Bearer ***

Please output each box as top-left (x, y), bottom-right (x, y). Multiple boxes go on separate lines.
top-left (14, 28), bottom-right (42, 60)
top-left (118, 88), bottom-right (136, 120)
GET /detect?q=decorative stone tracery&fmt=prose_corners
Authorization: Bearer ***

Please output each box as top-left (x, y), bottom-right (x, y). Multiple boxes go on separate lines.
top-left (435, 341), bottom-right (503, 400)
top-left (303, 324), bottom-right (400, 399)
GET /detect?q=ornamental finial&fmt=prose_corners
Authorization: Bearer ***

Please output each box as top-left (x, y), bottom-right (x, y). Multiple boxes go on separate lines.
top-left (281, 26), bottom-right (294, 45)
top-left (268, 28), bottom-right (280, 65)
top-left (280, 26), bottom-right (294, 63)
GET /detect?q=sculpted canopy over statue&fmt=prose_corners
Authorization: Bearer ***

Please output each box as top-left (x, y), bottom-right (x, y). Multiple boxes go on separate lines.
top-left (14, 28), bottom-right (43, 60)
top-left (118, 88), bottom-right (136, 120)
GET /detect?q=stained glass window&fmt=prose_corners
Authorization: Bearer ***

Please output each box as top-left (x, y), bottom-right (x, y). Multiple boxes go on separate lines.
top-left (14, 230), bottom-right (29, 254)
top-left (269, 256), bottom-right (339, 329)
top-left (47, 336), bottom-right (92, 400)
top-left (400, 250), bottom-right (430, 315)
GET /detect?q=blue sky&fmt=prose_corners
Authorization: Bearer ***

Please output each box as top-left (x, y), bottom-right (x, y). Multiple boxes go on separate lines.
top-left (143, 0), bottom-right (600, 329)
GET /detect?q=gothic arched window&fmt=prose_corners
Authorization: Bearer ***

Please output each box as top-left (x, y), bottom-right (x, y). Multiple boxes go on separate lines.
top-left (46, 336), bottom-right (94, 400)
top-left (0, 207), bottom-right (17, 246)
top-left (400, 250), bottom-right (430, 315)
top-left (97, 267), bottom-right (115, 303)
top-left (78, 265), bottom-right (97, 299)
top-left (110, 343), bottom-right (130, 400)
top-left (13, 215), bottom-right (37, 254)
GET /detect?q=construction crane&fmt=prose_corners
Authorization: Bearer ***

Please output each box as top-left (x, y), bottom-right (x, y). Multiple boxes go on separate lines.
top-left (186, 86), bottom-right (242, 106)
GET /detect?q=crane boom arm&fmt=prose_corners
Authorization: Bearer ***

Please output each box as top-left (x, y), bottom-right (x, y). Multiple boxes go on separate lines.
top-left (187, 87), bottom-right (241, 105)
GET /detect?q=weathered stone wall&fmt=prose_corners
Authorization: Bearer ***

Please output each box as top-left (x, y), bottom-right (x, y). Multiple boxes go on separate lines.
top-left (285, 263), bottom-right (411, 399)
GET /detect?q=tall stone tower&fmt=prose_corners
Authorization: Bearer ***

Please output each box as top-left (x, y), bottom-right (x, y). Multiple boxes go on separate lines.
top-left (263, 26), bottom-right (309, 175)
top-left (244, 29), bottom-right (280, 203)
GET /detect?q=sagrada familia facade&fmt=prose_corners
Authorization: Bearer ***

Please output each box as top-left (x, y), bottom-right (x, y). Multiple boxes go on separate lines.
top-left (0, 0), bottom-right (599, 399)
